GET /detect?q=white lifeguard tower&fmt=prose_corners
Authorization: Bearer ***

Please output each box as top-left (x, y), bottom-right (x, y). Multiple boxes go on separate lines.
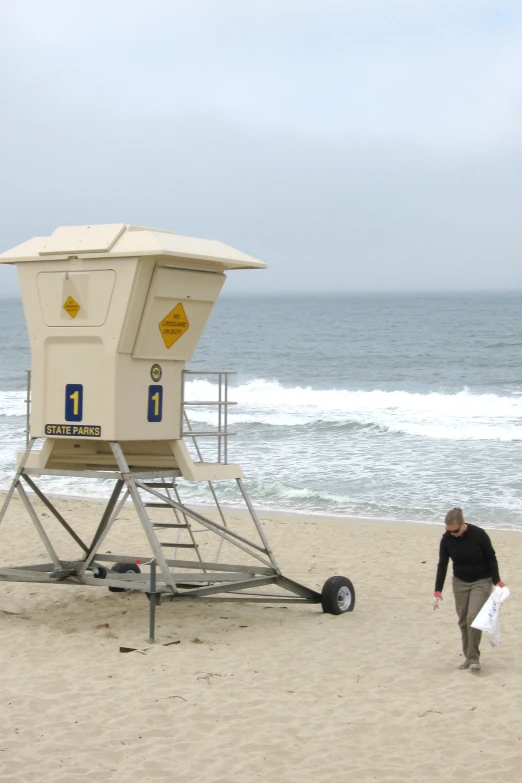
top-left (0, 224), bottom-right (355, 639)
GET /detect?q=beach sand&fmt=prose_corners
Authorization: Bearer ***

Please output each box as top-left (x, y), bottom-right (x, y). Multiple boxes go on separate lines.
top-left (0, 492), bottom-right (521, 783)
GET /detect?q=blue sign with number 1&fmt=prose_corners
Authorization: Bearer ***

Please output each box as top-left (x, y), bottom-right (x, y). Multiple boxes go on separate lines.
top-left (148, 385), bottom-right (163, 422)
top-left (65, 384), bottom-right (83, 422)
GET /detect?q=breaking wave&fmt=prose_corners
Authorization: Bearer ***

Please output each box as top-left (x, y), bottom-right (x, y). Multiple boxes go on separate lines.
top-left (184, 379), bottom-right (522, 441)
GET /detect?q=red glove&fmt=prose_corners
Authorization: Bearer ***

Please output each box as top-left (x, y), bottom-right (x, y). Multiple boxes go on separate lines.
top-left (434, 591), bottom-right (442, 598)
top-left (497, 581), bottom-right (505, 588)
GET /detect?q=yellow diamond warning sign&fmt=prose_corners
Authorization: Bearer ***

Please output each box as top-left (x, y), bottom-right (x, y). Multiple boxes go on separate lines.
top-left (63, 296), bottom-right (81, 319)
top-left (159, 303), bottom-right (189, 348)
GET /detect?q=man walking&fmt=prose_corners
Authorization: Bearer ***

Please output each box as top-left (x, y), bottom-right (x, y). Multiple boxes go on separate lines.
top-left (433, 507), bottom-right (506, 671)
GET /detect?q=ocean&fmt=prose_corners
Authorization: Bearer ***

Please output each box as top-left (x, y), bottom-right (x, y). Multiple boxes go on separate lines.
top-left (1, 293), bottom-right (522, 530)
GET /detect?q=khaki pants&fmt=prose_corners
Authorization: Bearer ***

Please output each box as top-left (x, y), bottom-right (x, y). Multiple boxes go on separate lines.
top-left (452, 577), bottom-right (492, 664)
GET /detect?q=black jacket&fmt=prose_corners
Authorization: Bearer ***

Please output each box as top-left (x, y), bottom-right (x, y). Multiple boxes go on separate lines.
top-left (435, 524), bottom-right (501, 593)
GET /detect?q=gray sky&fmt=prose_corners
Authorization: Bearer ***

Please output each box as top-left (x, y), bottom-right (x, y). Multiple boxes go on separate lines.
top-left (1, 0), bottom-right (522, 295)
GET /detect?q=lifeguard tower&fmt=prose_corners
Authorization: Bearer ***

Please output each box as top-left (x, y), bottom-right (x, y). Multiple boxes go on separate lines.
top-left (0, 224), bottom-right (355, 638)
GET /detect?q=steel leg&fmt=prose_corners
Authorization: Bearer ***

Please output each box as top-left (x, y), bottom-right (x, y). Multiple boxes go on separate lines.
top-left (148, 560), bottom-right (157, 643)
top-left (0, 439), bottom-right (36, 528)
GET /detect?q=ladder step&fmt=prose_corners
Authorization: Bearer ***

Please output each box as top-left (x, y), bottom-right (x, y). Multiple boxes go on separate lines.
top-left (176, 582), bottom-right (208, 589)
top-left (159, 542), bottom-right (197, 548)
top-left (144, 503), bottom-right (173, 508)
top-left (142, 482), bottom-right (175, 488)
top-left (152, 523), bottom-right (189, 529)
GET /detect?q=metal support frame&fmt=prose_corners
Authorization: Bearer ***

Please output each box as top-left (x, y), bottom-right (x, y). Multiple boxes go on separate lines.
top-left (0, 437), bottom-right (322, 641)
top-left (0, 438), bottom-right (36, 529)
top-left (76, 484), bottom-right (129, 577)
top-left (133, 479), bottom-right (277, 569)
top-left (16, 481), bottom-right (62, 570)
top-left (21, 475), bottom-right (89, 554)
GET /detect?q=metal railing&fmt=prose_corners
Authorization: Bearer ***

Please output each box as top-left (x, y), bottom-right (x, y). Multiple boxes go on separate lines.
top-left (181, 370), bottom-right (237, 464)
top-left (25, 370), bottom-right (31, 447)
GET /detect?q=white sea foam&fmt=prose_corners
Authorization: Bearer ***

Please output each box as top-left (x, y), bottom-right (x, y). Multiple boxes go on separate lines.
top-left (2, 378), bottom-right (522, 454)
top-left (185, 379), bottom-right (522, 441)
top-left (0, 391), bottom-right (26, 418)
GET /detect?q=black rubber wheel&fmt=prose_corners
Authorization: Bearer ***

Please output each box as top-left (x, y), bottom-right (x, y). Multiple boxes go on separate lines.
top-left (109, 562), bottom-right (141, 593)
top-left (86, 564), bottom-right (107, 579)
top-left (321, 576), bottom-right (355, 614)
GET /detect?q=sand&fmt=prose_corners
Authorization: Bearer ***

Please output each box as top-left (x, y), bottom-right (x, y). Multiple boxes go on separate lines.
top-left (0, 491), bottom-right (521, 783)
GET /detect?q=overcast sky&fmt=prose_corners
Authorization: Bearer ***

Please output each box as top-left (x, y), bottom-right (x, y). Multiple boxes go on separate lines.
top-left (1, 0), bottom-right (522, 295)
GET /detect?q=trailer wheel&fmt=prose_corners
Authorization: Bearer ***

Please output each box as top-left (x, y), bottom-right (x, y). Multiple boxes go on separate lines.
top-left (321, 576), bottom-right (355, 614)
top-left (109, 562), bottom-right (141, 593)
top-left (86, 564), bottom-right (107, 579)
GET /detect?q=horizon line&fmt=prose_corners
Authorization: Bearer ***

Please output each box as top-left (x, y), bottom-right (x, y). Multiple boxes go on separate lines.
top-left (3, 289), bottom-right (522, 301)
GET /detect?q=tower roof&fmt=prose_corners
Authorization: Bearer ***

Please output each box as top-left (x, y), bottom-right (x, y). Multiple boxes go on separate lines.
top-left (0, 223), bottom-right (267, 270)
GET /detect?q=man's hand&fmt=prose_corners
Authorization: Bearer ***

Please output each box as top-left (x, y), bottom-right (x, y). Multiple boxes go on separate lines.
top-left (433, 591), bottom-right (443, 610)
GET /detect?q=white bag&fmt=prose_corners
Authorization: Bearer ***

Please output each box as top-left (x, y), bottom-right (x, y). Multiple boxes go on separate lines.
top-left (471, 585), bottom-right (510, 647)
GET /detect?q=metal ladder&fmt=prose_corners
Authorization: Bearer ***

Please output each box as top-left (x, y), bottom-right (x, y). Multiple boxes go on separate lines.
top-left (178, 369), bottom-right (237, 564)
top-left (139, 366), bottom-right (237, 575)
top-left (142, 478), bottom-right (206, 573)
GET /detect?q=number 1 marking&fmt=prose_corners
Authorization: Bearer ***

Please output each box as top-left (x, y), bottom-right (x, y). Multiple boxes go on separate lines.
top-left (151, 391), bottom-right (160, 417)
top-left (69, 390), bottom-right (79, 416)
